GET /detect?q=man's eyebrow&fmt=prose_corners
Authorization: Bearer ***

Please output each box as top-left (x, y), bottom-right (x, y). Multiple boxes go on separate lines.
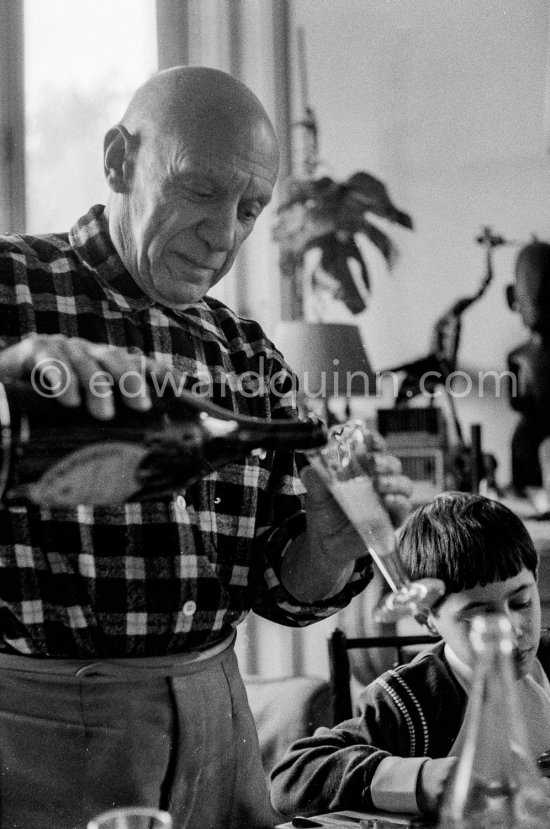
top-left (458, 584), bottom-right (532, 613)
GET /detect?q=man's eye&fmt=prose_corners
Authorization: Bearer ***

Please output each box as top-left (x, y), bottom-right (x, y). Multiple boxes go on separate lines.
top-left (239, 203), bottom-right (262, 223)
top-left (180, 183), bottom-right (212, 199)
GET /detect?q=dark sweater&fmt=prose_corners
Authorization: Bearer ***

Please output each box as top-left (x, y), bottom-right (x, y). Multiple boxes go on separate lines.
top-left (270, 642), bottom-right (466, 817)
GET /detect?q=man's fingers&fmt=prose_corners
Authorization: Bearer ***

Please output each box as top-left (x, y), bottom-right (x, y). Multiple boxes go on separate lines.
top-left (62, 338), bottom-right (123, 417)
top-left (0, 334), bottom-right (180, 419)
top-left (376, 472), bottom-right (413, 497)
top-left (350, 447), bottom-right (400, 478)
top-left (359, 429), bottom-right (387, 452)
top-left (87, 344), bottom-right (152, 413)
top-left (380, 492), bottom-right (413, 528)
top-left (369, 452), bottom-right (403, 475)
top-left (31, 340), bottom-right (83, 408)
top-left (377, 472), bottom-right (413, 528)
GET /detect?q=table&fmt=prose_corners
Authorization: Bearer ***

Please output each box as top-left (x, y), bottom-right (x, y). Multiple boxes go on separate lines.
top-left (276, 809), bottom-right (432, 827)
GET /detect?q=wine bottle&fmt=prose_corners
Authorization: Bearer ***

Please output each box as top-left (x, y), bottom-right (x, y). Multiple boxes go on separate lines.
top-left (0, 379), bottom-right (327, 507)
top-left (437, 613), bottom-right (550, 828)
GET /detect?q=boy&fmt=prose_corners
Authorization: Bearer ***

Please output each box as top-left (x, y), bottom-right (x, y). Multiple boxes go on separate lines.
top-left (270, 492), bottom-right (550, 818)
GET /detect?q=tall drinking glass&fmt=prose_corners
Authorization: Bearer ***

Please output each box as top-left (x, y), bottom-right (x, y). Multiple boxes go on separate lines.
top-left (87, 807), bottom-right (172, 829)
top-left (306, 420), bottom-right (445, 625)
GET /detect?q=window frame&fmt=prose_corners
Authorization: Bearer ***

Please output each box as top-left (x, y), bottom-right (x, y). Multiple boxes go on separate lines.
top-left (0, 0), bottom-right (291, 328)
top-left (0, 0), bottom-right (193, 233)
top-left (0, 0), bottom-right (25, 232)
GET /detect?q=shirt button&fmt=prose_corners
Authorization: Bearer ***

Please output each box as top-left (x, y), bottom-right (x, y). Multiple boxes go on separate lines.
top-left (176, 495), bottom-right (186, 510)
top-left (182, 600), bottom-right (196, 616)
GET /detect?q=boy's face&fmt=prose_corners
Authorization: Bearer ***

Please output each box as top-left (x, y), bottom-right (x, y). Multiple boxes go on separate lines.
top-left (428, 568), bottom-right (541, 679)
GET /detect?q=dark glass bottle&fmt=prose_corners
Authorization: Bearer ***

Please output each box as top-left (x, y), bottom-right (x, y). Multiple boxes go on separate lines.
top-left (437, 613), bottom-right (550, 829)
top-left (0, 379), bottom-right (327, 506)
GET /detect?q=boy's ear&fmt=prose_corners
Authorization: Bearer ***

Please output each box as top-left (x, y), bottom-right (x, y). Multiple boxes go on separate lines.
top-left (424, 614), bottom-right (441, 638)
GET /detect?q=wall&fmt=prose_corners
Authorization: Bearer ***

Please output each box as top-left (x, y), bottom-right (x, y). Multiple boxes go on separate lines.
top-left (180, 0), bottom-right (291, 328)
top-left (237, 0), bottom-right (550, 680)
top-left (281, 0), bottom-right (550, 486)
top-left (152, 0), bottom-right (550, 681)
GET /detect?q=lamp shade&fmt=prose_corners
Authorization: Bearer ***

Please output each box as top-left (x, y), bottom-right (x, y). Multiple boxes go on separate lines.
top-left (274, 321), bottom-right (376, 398)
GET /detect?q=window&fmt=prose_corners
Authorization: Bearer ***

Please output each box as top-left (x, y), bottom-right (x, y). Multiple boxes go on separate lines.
top-left (0, 0), bottom-right (287, 326)
top-left (23, 0), bottom-right (158, 233)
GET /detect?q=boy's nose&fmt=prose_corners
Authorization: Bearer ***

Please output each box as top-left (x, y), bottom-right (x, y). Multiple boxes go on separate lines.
top-left (506, 612), bottom-right (524, 641)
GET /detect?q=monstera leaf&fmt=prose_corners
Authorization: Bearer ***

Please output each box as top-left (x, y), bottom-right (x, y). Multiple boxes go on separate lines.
top-left (273, 171), bottom-right (413, 316)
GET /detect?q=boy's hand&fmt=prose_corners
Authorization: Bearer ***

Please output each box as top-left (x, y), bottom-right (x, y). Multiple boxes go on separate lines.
top-left (416, 757), bottom-right (457, 815)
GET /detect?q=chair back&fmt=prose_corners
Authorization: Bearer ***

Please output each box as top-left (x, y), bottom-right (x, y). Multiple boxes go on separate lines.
top-left (328, 627), bottom-right (440, 724)
top-left (537, 628), bottom-right (550, 678)
top-left (329, 627), bottom-right (550, 727)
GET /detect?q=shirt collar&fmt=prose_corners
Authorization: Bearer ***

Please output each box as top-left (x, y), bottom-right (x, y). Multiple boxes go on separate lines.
top-left (68, 204), bottom-right (154, 312)
top-left (444, 643), bottom-right (473, 692)
top-left (68, 205), bottom-right (229, 345)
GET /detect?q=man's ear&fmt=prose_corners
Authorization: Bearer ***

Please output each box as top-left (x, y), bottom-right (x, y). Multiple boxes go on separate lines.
top-left (506, 284), bottom-right (519, 312)
top-left (104, 125), bottom-right (136, 193)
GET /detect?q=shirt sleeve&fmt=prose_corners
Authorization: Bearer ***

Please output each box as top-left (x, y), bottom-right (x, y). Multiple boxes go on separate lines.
top-left (370, 756), bottom-right (428, 814)
top-left (248, 347), bottom-right (374, 626)
top-left (252, 507), bottom-right (374, 627)
top-left (269, 721), bottom-right (391, 818)
top-left (270, 668), bottom-right (422, 818)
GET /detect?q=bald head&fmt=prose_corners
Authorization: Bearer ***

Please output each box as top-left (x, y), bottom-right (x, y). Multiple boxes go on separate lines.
top-left (120, 66), bottom-right (279, 173)
top-left (104, 66), bottom-right (280, 308)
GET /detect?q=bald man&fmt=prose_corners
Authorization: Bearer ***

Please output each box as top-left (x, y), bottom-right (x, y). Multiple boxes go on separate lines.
top-left (0, 67), bottom-right (410, 829)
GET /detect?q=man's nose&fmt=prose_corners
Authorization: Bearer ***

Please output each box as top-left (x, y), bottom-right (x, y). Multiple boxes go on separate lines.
top-left (198, 204), bottom-right (237, 251)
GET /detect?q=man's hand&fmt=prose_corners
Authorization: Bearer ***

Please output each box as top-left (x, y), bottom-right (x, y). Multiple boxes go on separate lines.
top-left (0, 334), bottom-right (173, 420)
top-left (280, 434), bottom-right (413, 603)
top-left (416, 757), bottom-right (457, 815)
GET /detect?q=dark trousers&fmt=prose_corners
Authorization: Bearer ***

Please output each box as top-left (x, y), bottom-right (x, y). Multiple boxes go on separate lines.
top-left (0, 640), bottom-right (277, 829)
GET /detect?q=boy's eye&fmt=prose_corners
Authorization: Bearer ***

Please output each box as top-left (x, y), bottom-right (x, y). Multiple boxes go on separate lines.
top-left (511, 599), bottom-right (531, 610)
top-left (457, 612), bottom-right (478, 624)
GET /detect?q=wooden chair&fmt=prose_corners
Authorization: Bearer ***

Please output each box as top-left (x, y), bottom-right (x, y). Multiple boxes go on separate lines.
top-left (328, 627), bottom-right (440, 724)
top-left (329, 627), bottom-right (550, 726)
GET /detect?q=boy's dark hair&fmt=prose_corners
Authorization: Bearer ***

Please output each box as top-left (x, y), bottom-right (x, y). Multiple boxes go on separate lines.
top-left (398, 491), bottom-right (537, 593)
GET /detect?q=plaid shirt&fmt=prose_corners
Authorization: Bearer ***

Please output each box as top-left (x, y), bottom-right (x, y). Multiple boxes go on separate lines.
top-left (0, 205), bottom-right (371, 657)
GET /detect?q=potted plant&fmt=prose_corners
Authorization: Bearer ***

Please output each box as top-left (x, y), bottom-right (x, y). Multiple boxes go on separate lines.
top-left (273, 95), bottom-right (413, 321)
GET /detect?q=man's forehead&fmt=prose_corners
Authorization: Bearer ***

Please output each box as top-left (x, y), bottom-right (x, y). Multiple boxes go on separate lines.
top-left (163, 143), bottom-right (279, 188)
top-left (155, 111), bottom-right (278, 174)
